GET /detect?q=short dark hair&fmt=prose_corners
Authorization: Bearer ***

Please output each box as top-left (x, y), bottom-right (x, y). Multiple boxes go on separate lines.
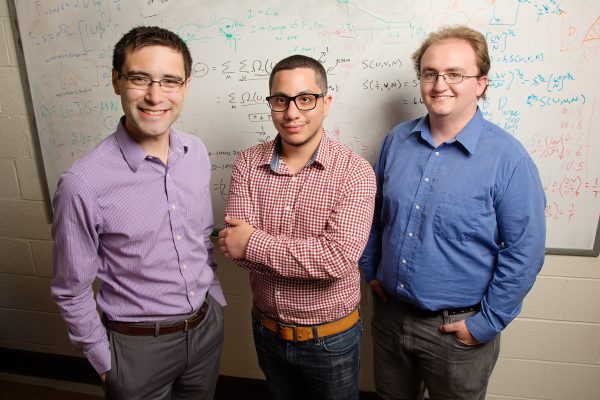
top-left (269, 55), bottom-right (328, 94)
top-left (113, 26), bottom-right (192, 79)
top-left (412, 25), bottom-right (490, 100)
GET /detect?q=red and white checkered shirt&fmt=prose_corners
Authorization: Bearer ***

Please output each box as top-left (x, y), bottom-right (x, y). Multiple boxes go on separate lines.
top-left (226, 133), bottom-right (376, 325)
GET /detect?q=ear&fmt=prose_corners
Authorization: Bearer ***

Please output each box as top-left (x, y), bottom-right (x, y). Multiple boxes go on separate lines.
top-left (476, 75), bottom-right (488, 98)
top-left (182, 78), bottom-right (190, 100)
top-left (112, 69), bottom-right (122, 95)
top-left (322, 94), bottom-right (333, 118)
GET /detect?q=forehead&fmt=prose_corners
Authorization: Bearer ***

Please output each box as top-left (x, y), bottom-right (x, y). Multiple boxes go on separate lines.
top-left (270, 68), bottom-right (319, 93)
top-left (420, 38), bottom-right (477, 70)
top-left (123, 45), bottom-right (185, 72)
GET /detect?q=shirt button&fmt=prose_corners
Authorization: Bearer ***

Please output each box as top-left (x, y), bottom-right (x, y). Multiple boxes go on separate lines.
top-left (284, 205), bottom-right (291, 211)
top-left (166, 173), bottom-right (170, 178)
top-left (400, 284), bottom-right (405, 288)
top-left (176, 234), bottom-right (182, 241)
top-left (435, 151), bottom-right (440, 156)
top-left (189, 291), bottom-right (194, 296)
top-left (275, 291), bottom-right (280, 295)
top-left (171, 204), bottom-right (176, 210)
top-left (424, 177), bottom-right (430, 182)
top-left (279, 314), bottom-right (285, 320)
top-left (182, 264), bottom-right (187, 270)
top-left (415, 204), bottom-right (421, 210)
top-left (401, 259), bottom-right (407, 264)
top-left (291, 176), bottom-right (297, 182)
top-left (408, 232), bottom-right (413, 237)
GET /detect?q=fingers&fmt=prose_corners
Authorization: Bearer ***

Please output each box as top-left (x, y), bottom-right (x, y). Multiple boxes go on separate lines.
top-left (218, 229), bottom-right (231, 259)
top-left (224, 216), bottom-right (243, 226)
top-left (369, 279), bottom-right (389, 303)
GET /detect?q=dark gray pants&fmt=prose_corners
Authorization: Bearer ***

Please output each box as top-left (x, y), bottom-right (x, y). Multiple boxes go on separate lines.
top-left (104, 295), bottom-right (224, 400)
top-left (372, 296), bottom-right (500, 400)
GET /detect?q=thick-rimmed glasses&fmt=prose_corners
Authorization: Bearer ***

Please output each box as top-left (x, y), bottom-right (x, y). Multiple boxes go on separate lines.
top-left (266, 93), bottom-right (325, 112)
top-left (418, 72), bottom-right (481, 84)
top-left (118, 72), bottom-right (186, 92)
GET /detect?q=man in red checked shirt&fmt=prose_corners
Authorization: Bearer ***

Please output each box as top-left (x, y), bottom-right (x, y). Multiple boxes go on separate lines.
top-left (219, 54), bottom-right (376, 400)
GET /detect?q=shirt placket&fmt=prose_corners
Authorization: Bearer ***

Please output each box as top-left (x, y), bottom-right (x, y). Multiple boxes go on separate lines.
top-left (273, 167), bottom-right (306, 321)
top-left (397, 147), bottom-right (444, 294)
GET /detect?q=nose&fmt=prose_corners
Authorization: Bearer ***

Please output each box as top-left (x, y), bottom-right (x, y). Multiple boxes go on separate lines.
top-left (284, 99), bottom-right (301, 118)
top-left (433, 74), bottom-right (449, 88)
top-left (145, 81), bottom-right (164, 103)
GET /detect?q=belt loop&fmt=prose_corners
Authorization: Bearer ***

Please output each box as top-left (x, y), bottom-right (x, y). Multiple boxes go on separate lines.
top-left (442, 309), bottom-right (450, 324)
top-left (184, 319), bottom-right (189, 332)
top-left (311, 325), bottom-right (319, 344)
top-left (154, 322), bottom-right (160, 337)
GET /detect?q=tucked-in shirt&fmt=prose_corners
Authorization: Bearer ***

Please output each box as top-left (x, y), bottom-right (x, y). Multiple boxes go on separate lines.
top-left (226, 133), bottom-right (376, 325)
top-left (51, 119), bottom-right (225, 374)
top-left (360, 109), bottom-right (546, 343)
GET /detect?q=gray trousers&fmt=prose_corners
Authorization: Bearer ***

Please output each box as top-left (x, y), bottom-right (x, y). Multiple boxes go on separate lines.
top-left (104, 295), bottom-right (224, 400)
top-left (372, 296), bottom-right (500, 400)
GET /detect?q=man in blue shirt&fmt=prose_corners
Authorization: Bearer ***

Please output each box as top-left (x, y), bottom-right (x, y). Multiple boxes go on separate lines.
top-left (360, 25), bottom-right (546, 400)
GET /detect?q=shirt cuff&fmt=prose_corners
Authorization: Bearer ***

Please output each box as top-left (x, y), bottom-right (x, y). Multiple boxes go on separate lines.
top-left (84, 339), bottom-right (111, 374)
top-left (465, 312), bottom-right (500, 344)
top-left (245, 229), bottom-right (272, 266)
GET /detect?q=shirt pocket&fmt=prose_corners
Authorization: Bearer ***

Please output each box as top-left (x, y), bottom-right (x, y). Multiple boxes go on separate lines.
top-left (433, 192), bottom-right (485, 242)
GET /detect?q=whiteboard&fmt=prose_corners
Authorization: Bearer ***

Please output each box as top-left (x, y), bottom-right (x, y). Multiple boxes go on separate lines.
top-left (10, 0), bottom-right (600, 255)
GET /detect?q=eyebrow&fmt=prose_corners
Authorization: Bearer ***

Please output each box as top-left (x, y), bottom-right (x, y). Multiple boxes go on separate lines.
top-left (269, 90), bottom-right (320, 96)
top-left (125, 70), bottom-right (184, 80)
top-left (421, 67), bottom-right (466, 73)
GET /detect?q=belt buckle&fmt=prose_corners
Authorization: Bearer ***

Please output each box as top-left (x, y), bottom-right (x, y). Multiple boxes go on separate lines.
top-left (277, 321), bottom-right (298, 342)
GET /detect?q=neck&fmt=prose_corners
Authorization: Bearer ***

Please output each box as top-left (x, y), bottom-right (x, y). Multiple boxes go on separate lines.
top-left (137, 134), bottom-right (170, 164)
top-left (279, 131), bottom-right (322, 174)
top-left (428, 108), bottom-right (476, 147)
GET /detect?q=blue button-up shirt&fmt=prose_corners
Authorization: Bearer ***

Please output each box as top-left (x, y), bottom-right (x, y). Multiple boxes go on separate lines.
top-left (360, 109), bottom-right (546, 342)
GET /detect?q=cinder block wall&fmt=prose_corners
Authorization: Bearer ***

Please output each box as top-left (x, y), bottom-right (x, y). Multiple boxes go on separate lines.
top-left (1, 2), bottom-right (598, 398)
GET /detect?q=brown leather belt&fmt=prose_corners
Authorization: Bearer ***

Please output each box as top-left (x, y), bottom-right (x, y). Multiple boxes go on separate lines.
top-left (252, 304), bottom-right (360, 342)
top-left (106, 301), bottom-right (208, 336)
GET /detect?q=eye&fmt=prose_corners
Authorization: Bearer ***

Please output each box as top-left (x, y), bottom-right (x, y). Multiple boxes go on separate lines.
top-left (273, 96), bottom-right (287, 104)
top-left (446, 73), bottom-right (462, 80)
top-left (423, 72), bottom-right (437, 79)
top-left (129, 75), bottom-right (150, 85)
top-left (298, 95), bottom-right (312, 104)
top-left (161, 78), bottom-right (182, 88)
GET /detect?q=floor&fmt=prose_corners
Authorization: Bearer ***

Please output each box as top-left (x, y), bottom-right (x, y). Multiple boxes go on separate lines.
top-left (0, 373), bottom-right (103, 400)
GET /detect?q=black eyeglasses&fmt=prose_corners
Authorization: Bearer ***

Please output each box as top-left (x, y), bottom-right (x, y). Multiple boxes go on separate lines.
top-left (118, 72), bottom-right (186, 92)
top-left (266, 93), bottom-right (325, 112)
top-left (418, 72), bottom-right (481, 84)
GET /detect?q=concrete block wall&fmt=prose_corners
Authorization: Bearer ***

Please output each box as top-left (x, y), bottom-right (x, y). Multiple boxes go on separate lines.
top-left (1, 1), bottom-right (598, 398)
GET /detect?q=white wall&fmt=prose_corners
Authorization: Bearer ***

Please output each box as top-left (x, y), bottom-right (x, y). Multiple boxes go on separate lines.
top-left (0, 1), bottom-right (598, 398)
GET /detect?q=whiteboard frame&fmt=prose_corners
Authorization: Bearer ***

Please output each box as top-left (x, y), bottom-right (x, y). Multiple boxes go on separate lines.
top-left (545, 217), bottom-right (600, 257)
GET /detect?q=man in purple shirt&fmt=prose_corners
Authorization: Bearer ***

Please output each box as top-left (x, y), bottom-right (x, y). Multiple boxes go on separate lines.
top-left (51, 26), bottom-right (225, 400)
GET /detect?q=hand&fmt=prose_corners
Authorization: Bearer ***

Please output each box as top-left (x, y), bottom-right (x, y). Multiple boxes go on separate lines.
top-left (218, 217), bottom-right (256, 260)
top-left (439, 319), bottom-right (480, 346)
top-left (369, 279), bottom-right (388, 303)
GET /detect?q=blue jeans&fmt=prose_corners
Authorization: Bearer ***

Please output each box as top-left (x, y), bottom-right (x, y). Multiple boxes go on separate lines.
top-left (252, 316), bottom-right (362, 400)
top-left (372, 296), bottom-right (500, 400)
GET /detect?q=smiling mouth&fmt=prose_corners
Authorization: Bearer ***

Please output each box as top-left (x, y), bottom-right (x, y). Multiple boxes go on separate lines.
top-left (141, 108), bottom-right (167, 116)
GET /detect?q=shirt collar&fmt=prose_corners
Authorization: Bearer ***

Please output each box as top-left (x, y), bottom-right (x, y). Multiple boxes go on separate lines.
top-left (265, 132), bottom-right (328, 173)
top-left (411, 107), bottom-right (484, 155)
top-left (115, 116), bottom-right (188, 171)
